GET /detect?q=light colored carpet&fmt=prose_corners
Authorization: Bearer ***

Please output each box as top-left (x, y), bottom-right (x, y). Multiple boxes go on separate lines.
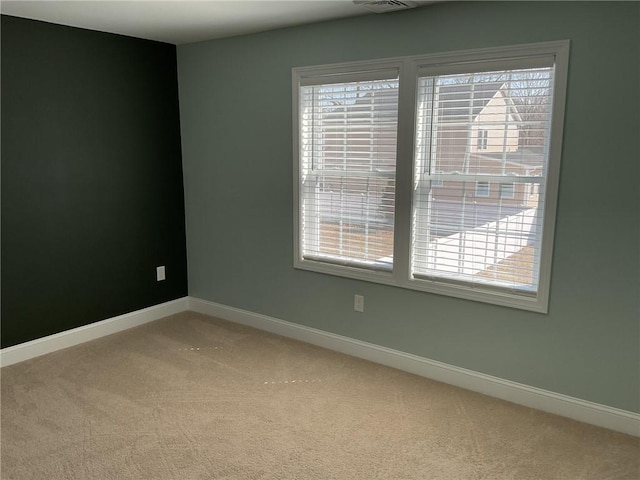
top-left (1, 311), bottom-right (638, 479)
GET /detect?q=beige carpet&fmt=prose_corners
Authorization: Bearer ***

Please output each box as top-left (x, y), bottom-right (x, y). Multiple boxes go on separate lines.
top-left (1, 312), bottom-right (638, 479)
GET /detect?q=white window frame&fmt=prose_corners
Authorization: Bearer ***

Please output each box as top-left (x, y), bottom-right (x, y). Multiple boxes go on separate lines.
top-left (292, 59), bottom-right (404, 284)
top-left (293, 41), bottom-right (569, 313)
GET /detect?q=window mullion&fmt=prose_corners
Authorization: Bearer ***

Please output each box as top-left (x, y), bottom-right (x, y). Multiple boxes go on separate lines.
top-left (392, 59), bottom-right (417, 285)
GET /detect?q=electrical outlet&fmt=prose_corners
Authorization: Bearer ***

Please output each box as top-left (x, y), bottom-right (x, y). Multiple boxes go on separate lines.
top-left (354, 294), bottom-right (364, 313)
top-left (156, 266), bottom-right (166, 281)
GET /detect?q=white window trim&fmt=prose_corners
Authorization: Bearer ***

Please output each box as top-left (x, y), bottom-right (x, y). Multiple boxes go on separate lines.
top-left (292, 41), bottom-right (570, 313)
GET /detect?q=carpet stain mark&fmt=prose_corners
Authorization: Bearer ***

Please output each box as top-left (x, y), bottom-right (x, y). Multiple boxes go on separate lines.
top-left (262, 380), bottom-right (323, 385)
top-left (176, 346), bottom-right (224, 351)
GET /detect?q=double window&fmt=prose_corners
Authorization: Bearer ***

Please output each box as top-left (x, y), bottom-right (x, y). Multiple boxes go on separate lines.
top-left (293, 42), bottom-right (569, 312)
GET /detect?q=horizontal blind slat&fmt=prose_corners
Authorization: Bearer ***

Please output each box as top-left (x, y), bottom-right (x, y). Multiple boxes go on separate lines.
top-left (299, 69), bottom-right (399, 86)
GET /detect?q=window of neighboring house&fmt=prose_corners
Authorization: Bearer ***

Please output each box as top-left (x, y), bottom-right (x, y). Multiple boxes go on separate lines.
top-left (477, 129), bottom-right (489, 150)
top-left (293, 41), bottom-right (569, 313)
top-left (500, 183), bottom-right (515, 199)
top-left (475, 181), bottom-right (490, 197)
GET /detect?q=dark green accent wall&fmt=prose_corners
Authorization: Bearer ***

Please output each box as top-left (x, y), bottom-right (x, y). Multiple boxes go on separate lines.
top-left (177, 1), bottom-right (639, 412)
top-left (1, 16), bottom-right (188, 348)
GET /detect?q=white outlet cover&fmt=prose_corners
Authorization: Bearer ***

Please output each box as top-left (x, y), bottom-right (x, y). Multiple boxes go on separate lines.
top-left (156, 266), bottom-right (166, 281)
top-left (354, 294), bottom-right (364, 312)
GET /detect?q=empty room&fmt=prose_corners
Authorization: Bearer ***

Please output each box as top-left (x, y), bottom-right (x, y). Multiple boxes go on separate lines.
top-left (1, 1), bottom-right (638, 478)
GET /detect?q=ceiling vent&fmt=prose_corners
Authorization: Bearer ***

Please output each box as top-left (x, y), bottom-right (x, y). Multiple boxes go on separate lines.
top-left (353, 1), bottom-right (419, 14)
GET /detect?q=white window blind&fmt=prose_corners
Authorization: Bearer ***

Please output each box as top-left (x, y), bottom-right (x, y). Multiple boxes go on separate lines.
top-left (412, 66), bottom-right (555, 293)
top-left (299, 73), bottom-right (399, 271)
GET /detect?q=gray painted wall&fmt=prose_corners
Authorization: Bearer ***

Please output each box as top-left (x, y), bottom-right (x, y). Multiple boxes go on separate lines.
top-left (177, 2), bottom-right (639, 412)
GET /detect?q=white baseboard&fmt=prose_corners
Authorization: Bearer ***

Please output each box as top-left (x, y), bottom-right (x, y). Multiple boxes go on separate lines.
top-left (0, 297), bottom-right (189, 367)
top-left (188, 296), bottom-right (640, 437)
top-left (3, 295), bottom-right (637, 437)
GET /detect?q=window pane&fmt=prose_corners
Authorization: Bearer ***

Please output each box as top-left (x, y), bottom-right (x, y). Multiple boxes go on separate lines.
top-left (300, 76), bottom-right (399, 270)
top-left (475, 181), bottom-right (490, 197)
top-left (500, 183), bottom-right (515, 199)
top-left (412, 66), bottom-right (554, 292)
top-left (417, 69), bottom-right (553, 177)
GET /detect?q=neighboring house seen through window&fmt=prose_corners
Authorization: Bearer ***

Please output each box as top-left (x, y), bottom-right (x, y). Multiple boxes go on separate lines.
top-left (293, 41), bottom-right (569, 312)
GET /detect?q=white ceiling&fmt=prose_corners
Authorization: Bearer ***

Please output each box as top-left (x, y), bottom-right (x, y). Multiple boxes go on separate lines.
top-left (0, 0), bottom-right (431, 45)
